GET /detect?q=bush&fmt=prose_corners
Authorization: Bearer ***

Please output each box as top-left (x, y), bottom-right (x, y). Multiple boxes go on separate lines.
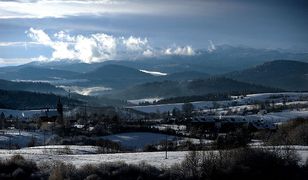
top-left (169, 148), bottom-right (305, 180)
top-left (214, 128), bottom-right (250, 149)
top-left (268, 118), bottom-right (308, 145)
top-left (143, 144), bottom-right (158, 152)
top-left (0, 149), bottom-right (307, 180)
top-left (70, 161), bottom-right (167, 180)
top-left (0, 155), bottom-right (38, 179)
top-left (27, 136), bottom-right (37, 147)
top-left (49, 162), bottom-right (76, 180)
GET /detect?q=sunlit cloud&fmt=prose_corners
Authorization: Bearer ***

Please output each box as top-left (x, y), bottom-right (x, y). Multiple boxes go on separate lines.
top-left (163, 46), bottom-right (195, 56)
top-left (0, 0), bottom-right (209, 19)
top-left (0, 56), bottom-right (48, 66)
top-left (0, 41), bottom-right (39, 47)
top-left (27, 28), bottom-right (118, 63)
top-left (207, 40), bottom-right (216, 52)
top-left (142, 49), bottom-right (154, 57)
top-left (122, 36), bottom-right (148, 51)
top-left (0, 0), bottom-right (126, 19)
top-left (24, 27), bottom-right (196, 63)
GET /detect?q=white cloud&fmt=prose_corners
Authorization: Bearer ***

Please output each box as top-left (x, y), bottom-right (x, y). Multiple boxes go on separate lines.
top-left (163, 45), bottom-right (195, 56)
top-left (0, 42), bottom-right (25, 46)
top-left (0, 41), bottom-right (41, 49)
top-left (142, 49), bottom-right (154, 57)
top-left (54, 31), bottom-right (75, 42)
top-left (0, 56), bottom-right (48, 66)
top-left (0, 0), bottom-right (125, 19)
top-left (0, 0), bottom-right (209, 19)
top-left (27, 28), bottom-right (52, 45)
top-left (32, 55), bottom-right (48, 61)
top-left (208, 40), bottom-right (216, 52)
top-left (24, 28), bottom-right (197, 63)
top-left (123, 36), bottom-right (148, 51)
top-left (26, 28), bottom-right (117, 63)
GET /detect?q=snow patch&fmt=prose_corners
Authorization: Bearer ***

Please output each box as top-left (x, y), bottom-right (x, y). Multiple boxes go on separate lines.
top-left (140, 69), bottom-right (167, 76)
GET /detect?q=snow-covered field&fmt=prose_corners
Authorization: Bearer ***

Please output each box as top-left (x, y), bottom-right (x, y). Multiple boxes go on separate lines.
top-left (101, 132), bottom-right (208, 150)
top-left (253, 109), bottom-right (308, 123)
top-left (102, 132), bottom-right (173, 150)
top-left (0, 130), bottom-right (51, 148)
top-left (0, 131), bottom-right (208, 150)
top-left (0, 147), bottom-right (187, 167)
top-left (128, 92), bottom-right (308, 113)
top-left (0, 145), bottom-right (307, 167)
top-left (194, 110), bottom-right (308, 124)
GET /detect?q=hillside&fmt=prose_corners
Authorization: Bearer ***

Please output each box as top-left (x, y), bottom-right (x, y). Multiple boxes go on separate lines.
top-left (157, 71), bottom-right (209, 81)
top-left (0, 66), bottom-right (80, 80)
top-left (80, 64), bottom-right (154, 88)
top-left (0, 89), bottom-right (82, 109)
top-left (0, 79), bottom-right (66, 95)
top-left (227, 60), bottom-right (308, 91)
top-left (112, 77), bottom-right (279, 99)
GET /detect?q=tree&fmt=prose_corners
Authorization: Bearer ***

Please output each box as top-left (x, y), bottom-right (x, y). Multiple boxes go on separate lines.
top-left (56, 98), bottom-right (64, 125)
top-left (172, 108), bottom-right (180, 117)
top-left (0, 112), bottom-right (5, 129)
top-left (182, 103), bottom-right (194, 116)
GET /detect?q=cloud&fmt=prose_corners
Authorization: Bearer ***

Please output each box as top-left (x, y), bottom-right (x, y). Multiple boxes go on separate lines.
top-left (122, 36), bottom-right (148, 51)
top-left (27, 28), bottom-right (117, 63)
top-left (0, 41), bottom-right (40, 47)
top-left (74, 33), bottom-right (117, 63)
top-left (0, 56), bottom-right (47, 66)
top-left (27, 28), bottom-right (52, 45)
top-left (33, 55), bottom-right (48, 61)
top-left (0, 42), bottom-right (25, 46)
top-left (0, 0), bottom-right (123, 19)
top-left (24, 27), bottom-right (197, 63)
top-left (0, 0), bottom-right (210, 19)
top-left (142, 49), bottom-right (154, 57)
top-left (164, 46), bottom-right (195, 56)
top-left (208, 40), bottom-right (216, 52)
top-left (54, 31), bottom-right (75, 42)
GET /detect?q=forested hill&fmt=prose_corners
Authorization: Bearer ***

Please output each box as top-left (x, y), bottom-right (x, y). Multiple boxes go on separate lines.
top-left (112, 77), bottom-right (280, 99)
top-left (0, 79), bottom-right (66, 95)
top-left (227, 60), bottom-right (308, 91)
top-left (0, 89), bottom-right (81, 110)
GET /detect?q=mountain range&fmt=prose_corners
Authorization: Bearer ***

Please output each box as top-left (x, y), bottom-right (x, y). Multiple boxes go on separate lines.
top-left (228, 60), bottom-right (308, 91)
top-left (0, 46), bottom-right (307, 105)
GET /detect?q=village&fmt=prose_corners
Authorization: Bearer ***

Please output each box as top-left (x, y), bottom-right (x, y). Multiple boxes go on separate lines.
top-left (0, 92), bottom-right (307, 151)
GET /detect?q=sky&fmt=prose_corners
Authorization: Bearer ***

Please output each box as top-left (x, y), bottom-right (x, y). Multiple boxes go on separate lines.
top-left (0, 0), bottom-right (307, 66)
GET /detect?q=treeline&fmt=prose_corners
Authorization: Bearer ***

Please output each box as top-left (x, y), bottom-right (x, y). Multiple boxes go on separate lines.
top-left (115, 77), bottom-right (281, 100)
top-left (0, 89), bottom-right (81, 109)
top-left (152, 93), bottom-right (232, 104)
top-left (0, 79), bottom-right (66, 95)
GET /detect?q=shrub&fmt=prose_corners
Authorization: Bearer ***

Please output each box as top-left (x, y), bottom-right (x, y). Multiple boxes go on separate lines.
top-left (0, 155), bottom-right (38, 179)
top-left (143, 144), bottom-right (158, 152)
top-left (170, 148), bottom-right (304, 180)
top-left (268, 118), bottom-right (308, 145)
top-left (49, 162), bottom-right (76, 180)
top-left (214, 128), bottom-right (250, 149)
